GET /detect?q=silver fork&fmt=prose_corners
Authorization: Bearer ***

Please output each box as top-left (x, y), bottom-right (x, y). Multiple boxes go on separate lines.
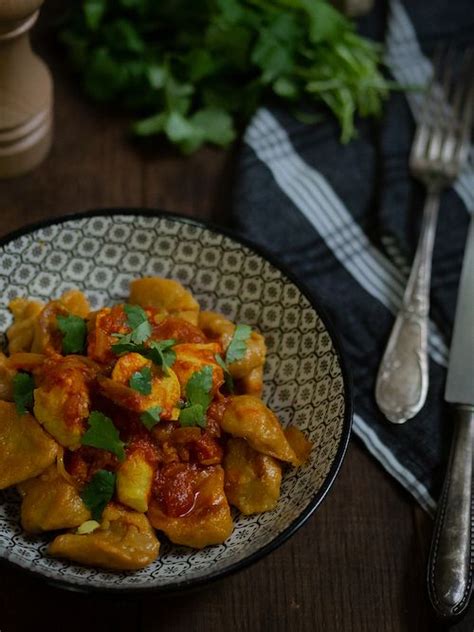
top-left (375, 49), bottom-right (473, 424)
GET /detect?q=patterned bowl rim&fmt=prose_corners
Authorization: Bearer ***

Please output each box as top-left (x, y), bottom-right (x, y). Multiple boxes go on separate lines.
top-left (0, 208), bottom-right (353, 595)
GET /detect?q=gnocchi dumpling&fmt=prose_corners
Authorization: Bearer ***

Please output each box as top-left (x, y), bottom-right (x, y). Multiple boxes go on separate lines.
top-left (221, 395), bottom-right (298, 465)
top-left (7, 298), bottom-right (43, 353)
top-left (18, 465), bottom-right (90, 533)
top-left (49, 504), bottom-right (160, 570)
top-left (0, 401), bottom-right (58, 489)
top-left (130, 277), bottom-right (199, 325)
top-left (148, 465), bottom-right (233, 548)
top-left (224, 438), bottom-right (282, 515)
top-left (116, 446), bottom-right (155, 513)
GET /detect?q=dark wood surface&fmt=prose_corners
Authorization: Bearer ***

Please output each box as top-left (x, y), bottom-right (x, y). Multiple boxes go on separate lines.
top-left (0, 7), bottom-right (472, 632)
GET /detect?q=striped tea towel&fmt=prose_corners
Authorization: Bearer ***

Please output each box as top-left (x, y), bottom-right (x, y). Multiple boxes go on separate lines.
top-left (232, 0), bottom-right (474, 514)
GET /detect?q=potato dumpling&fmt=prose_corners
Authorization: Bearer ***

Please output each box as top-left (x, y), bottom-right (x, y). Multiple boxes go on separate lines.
top-left (130, 277), bottom-right (199, 325)
top-left (58, 290), bottom-right (90, 318)
top-left (49, 504), bottom-right (160, 570)
top-left (198, 311), bottom-right (266, 380)
top-left (148, 465), bottom-right (232, 548)
top-left (105, 352), bottom-right (180, 416)
top-left (33, 357), bottom-right (95, 450)
top-left (284, 426), bottom-right (312, 466)
top-left (117, 447), bottom-right (155, 513)
top-left (0, 352), bottom-right (15, 400)
top-left (172, 343), bottom-right (224, 393)
top-left (235, 365), bottom-right (264, 397)
top-left (224, 438), bottom-right (282, 514)
top-left (18, 465), bottom-right (90, 533)
top-left (7, 298), bottom-right (43, 353)
top-left (0, 401), bottom-right (57, 489)
top-left (221, 395), bottom-right (298, 465)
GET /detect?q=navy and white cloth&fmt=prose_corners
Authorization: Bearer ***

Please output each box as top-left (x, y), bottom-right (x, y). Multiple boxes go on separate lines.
top-left (232, 0), bottom-right (474, 514)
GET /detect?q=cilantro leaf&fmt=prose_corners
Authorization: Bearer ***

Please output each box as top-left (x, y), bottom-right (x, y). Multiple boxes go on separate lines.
top-left (81, 411), bottom-right (125, 461)
top-left (57, 314), bottom-right (87, 355)
top-left (215, 354), bottom-right (234, 393)
top-left (179, 404), bottom-right (206, 428)
top-left (179, 365), bottom-right (213, 428)
top-left (129, 366), bottom-right (152, 395)
top-left (147, 339), bottom-right (176, 375)
top-left (225, 324), bottom-right (252, 365)
top-left (124, 304), bottom-right (152, 344)
top-left (13, 372), bottom-right (35, 415)
top-left (140, 406), bottom-right (162, 430)
top-left (110, 333), bottom-right (137, 355)
top-left (80, 469), bottom-right (116, 521)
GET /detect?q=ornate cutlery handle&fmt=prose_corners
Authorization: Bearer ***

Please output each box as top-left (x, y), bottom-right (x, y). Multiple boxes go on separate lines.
top-left (428, 406), bottom-right (474, 619)
top-left (375, 190), bottom-right (440, 424)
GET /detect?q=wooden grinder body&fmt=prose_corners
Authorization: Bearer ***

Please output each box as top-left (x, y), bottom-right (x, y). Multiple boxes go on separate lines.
top-left (0, 0), bottom-right (53, 178)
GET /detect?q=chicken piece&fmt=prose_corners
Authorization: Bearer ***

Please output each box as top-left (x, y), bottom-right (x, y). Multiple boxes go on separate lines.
top-left (49, 503), bottom-right (160, 570)
top-left (17, 464), bottom-right (90, 533)
top-left (235, 366), bottom-right (264, 397)
top-left (172, 343), bottom-right (224, 394)
top-left (151, 316), bottom-right (206, 344)
top-left (7, 298), bottom-right (43, 353)
top-left (117, 446), bottom-right (155, 512)
top-left (198, 311), bottom-right (266, 380)
top-left (0, 401), bottom-right (57, 489)
top-left (224, 438), bottom-right (282, 514)
top-left (0, 352), bottom-right (15, 400)
top-left (284, 426), bottom-right (312, 465)
top-left (33, 356), bottom-right (96, 450)
top-left (103, 352), bottom-right (180, 416)
top-left (148, 464), bottom-right (232, 548)
top-left (129, 277), bottom-right (199, 325)
top-left (221, 396), bottom-right (298, 465)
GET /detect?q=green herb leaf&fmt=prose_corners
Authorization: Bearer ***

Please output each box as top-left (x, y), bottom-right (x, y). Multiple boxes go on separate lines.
top-left (83, 0), bottom-right (107, 30)
top-left (13, 372), bottom-right (35, 415)
top-left (57, 314), bottom-right (87, 355)
top-left (124, 304), bottom-right (152, 343)
top-left (179, 404), bottom-right (206, 428)
top-left (81, 411), bottom-right (126, 461)
top-left (179, 365), bottom-right (213, 428)
top-left (147, 339), bottom-right (176, 375)
top-left (215, 353), bottom-right (234, 393)
top-left (140, 406), bottom-right (162, 430)
top-left (225, 324), bottom-right (252, 365)
top-left (110, 333), bottom-right (137, 355)
top-left (129, 366), bottom-right (152, 395)
top-left (80, 469), bottom-right (116, 521)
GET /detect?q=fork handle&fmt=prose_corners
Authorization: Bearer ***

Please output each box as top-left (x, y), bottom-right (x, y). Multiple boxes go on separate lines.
top-left (375, 189), bottom-right (440, 424)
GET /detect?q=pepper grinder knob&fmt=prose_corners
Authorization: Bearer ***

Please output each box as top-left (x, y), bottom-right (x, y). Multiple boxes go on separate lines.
top-left (0, 0), bottom-right (53, 178)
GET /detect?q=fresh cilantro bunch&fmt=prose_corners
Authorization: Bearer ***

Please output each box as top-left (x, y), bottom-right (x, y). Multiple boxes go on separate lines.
top-left (60, 0), bottom-right (389, 152)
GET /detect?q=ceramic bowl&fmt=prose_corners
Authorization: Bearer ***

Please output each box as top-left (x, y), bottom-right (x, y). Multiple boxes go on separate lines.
top-left (0, 210), bottom-right (352, 593)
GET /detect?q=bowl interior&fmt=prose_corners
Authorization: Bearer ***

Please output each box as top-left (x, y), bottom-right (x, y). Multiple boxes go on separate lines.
top-left (0, 212), bottom-right (349, 591)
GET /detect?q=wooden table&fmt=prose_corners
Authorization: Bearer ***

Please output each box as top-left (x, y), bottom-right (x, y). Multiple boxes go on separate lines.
top-left (0, 7), bottom-right (472, 632)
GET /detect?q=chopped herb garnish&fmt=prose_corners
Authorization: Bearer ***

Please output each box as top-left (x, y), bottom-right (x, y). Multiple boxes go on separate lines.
top-left (81, 411), bottom-right (125, 461)
top-left (12, 372), bottom-right (35, 415)
top-left (179, 365), bottom-right (213, 428)
top-left (129, 366), bottom-right (152, 395)
top-left (225, 324), bottom-right (252, 365)
top-left (111, 336), bottom-right (176, 375)
top-left (215, 353), bottom-right (234, 393)
top-left (123, 304), bottom-right (152, 344)
top-left (57, 313), bottom-right (87, 355)
top-left (80, 470), bottom-right (116, 522)
top-left (147, 339), bottom-right (176, 375)
top-left (140, 406), bottom-right (162, 430)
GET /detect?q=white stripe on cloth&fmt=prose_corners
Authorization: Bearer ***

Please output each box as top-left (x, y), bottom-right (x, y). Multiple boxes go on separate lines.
top-left (354, 415), bottom-right (436, 514)
top-left (245, 108), bottom-right (448, 368)
top-left (244, 109), bottom-right (441, 512)
top-left (386, 0), bottom-right (474, 215)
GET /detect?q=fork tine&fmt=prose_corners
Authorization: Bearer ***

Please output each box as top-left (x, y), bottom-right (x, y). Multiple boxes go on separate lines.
top-left (427, 48), bottom-right (451, 162)
top-left (410, 52), bottom-right (439, 163)
top-left (456, 49), bottom-right (474, 165)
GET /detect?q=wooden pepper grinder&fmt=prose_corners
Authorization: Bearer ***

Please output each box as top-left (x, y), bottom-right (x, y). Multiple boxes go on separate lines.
top-left (0, 0), bottom-right (53, 178)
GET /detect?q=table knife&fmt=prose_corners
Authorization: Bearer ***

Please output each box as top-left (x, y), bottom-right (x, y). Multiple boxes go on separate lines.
top-left (427, 216), bottom-right (474, 619)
